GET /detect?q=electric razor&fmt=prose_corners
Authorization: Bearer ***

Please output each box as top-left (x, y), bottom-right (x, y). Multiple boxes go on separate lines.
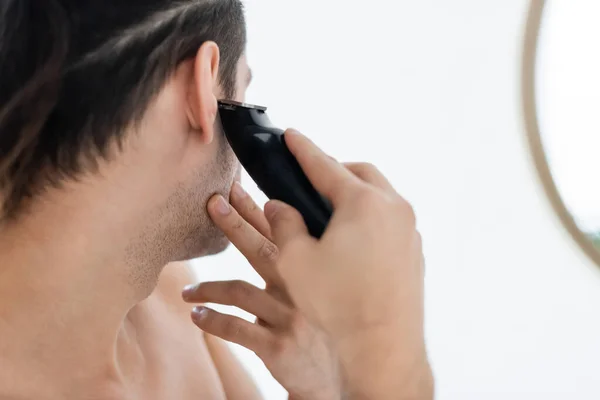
top-left (217, 100), bottom-right (333, 238)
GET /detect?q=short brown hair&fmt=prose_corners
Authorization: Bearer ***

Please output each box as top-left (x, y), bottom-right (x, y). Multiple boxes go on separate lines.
top-left (0, 0), bottom-right (246, 218)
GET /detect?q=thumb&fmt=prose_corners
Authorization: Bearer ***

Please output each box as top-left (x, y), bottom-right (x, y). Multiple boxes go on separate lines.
top-left (264, 200), bottom-right (311, 249)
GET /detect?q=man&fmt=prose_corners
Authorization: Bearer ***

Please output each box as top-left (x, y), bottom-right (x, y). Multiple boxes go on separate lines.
top-left (0, 1), bottom-right (341, 399)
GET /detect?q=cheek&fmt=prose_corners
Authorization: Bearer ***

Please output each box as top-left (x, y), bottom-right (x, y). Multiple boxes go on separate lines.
top-left (234, 79), bottom-right (247, 102)
top-left (219, 130), bottom-right (241, 179)
top-left (229, 145), bottom-right (242, 181)
top-left (234, 88), bottom-right (246, 103)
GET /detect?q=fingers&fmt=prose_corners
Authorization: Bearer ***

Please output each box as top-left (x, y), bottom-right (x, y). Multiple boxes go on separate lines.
top-left (183, 280), bottom-right (292, 327)
top-left (264, 200), bottom-right (312, 249)
top-left (229, 182), bottom-right (272, 240)
top-left (343, 162), bottom-right (395, 195)
top-left (191, 306), bottom-right (274, 355)
top-left (284, 130), bottom-right (360, 206)
top-left (207, 195), bottom-right (281, 285)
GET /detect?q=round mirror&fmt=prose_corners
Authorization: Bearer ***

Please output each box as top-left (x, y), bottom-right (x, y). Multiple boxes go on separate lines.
top-left (523, 0), bottom-right (600, 266)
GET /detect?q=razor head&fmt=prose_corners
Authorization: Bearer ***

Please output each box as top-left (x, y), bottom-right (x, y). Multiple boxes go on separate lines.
top-left (217, 99), bottom-right (277, 146)
top-left (217, 99), bottom-right (333, 238)
top-left (218, 99), bottom-right (267, 112)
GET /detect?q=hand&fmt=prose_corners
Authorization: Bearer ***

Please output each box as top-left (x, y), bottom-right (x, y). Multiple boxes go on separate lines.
top-left (260, 131), bottom-right (433, 400)
top-left (183, 183), bottom-right (340, 400)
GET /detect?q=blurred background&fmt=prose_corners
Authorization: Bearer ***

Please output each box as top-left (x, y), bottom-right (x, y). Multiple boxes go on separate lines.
top-left (192, 1), bottom-right (600, 399)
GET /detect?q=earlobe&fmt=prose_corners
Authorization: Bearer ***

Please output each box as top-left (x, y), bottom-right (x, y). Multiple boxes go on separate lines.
top-left (187, 41), bottom-right (220, 143)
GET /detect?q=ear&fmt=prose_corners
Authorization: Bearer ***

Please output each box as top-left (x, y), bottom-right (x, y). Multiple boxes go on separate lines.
top-left (186, 41), bottom-right (220, 144)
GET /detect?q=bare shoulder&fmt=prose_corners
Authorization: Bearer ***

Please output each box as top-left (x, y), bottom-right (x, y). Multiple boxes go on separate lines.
top-left (155, 262), bottom-right (263, 399)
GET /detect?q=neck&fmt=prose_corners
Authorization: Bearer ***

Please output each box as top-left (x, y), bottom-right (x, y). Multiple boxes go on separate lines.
top-left (0, 193), bottom-right (162, 398)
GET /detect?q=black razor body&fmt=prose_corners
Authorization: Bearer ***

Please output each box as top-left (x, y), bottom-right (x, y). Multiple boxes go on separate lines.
top-left (218, 100), bottom-right (332, 238)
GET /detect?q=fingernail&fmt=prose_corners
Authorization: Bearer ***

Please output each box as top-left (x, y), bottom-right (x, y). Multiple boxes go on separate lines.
top-left (264, 200), bottom-right (282, 220)
top-left (192, 306), bottom-right (209, 321)
top-left (231, 182), bottom-right (248, 199)
top-left (215, 196), bottom-right (231, 215)
top-left (182, 284), bottom-right (198, 299)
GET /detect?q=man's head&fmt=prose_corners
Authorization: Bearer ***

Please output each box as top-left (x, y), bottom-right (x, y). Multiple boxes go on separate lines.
top-left (0, 0), bottom-right (251, 271)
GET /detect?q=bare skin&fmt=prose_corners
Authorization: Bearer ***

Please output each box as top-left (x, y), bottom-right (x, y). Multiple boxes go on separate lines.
top-left (0, 258), bottom-right (261, 400)
top-left (149, 263), bottom-right (264, 400)
top-left (113, 263), bottom-right (264, 400)
top-left (0, 34), bottom-right (430, 398)
top-left (0, 42), bottom-right (267, 400)
top-left (184, 182), bottom-right (341, 400)
top-left (256, 133), bottom-right (434, 399)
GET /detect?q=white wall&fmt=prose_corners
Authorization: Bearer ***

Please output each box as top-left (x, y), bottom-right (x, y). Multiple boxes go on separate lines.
top-left (192, 1), bottom-right (600, 399)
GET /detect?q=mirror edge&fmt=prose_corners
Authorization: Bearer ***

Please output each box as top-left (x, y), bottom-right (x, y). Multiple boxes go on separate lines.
top-left (522, 0), bottom-right (600, 268)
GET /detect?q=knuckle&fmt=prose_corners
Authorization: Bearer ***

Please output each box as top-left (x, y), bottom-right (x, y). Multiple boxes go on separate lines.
top-left (396, 199), bottom-right (417, 228)
top-left (332, 175), bottom-right (353, 197)
top-left (287, 312), bottom-right (305, 332)
top-left (268, 336), bottom-right (290, 358)
top-left (231, 217), bottom-right (245, 231)
top-left (349, 162), bottom-right (379, 180)
top-left (225, 280), bottom-right (254, 303)
top-left (359, 162), bottom-right (378, 174)
top-left (244, 198), bottom-right (260, 214)
top-left (258, 239), bottom-right (279, 263)
top-left (271, 206), bottom-right (303, 229)
top-left (415, 231), bottom-right (423, 248)
top-left (269, 287), bottom-right (292, 305)
top-left (355, 188), bottom-right (385, 211)
top-left (221, 318), bottom-right (243, 339)
top-left (270, 205), bottom-right (291, 222)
